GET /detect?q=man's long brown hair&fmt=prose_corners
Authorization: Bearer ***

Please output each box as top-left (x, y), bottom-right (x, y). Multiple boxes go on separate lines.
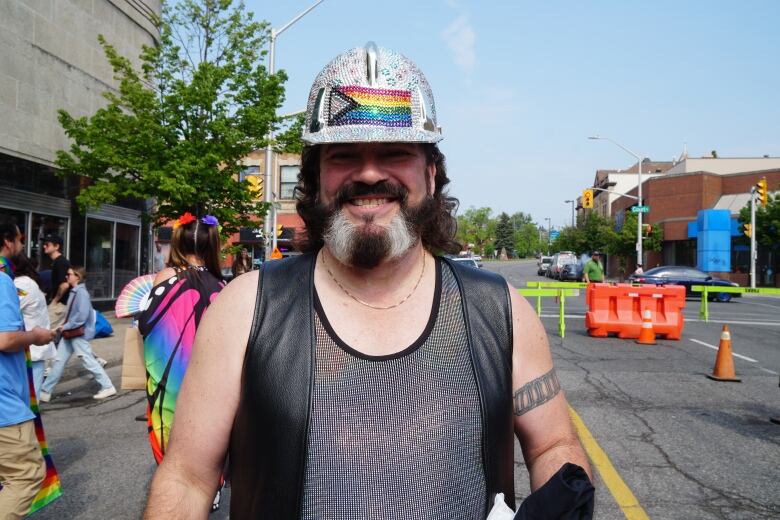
top-left (294, 144), bottom-right (461, 255)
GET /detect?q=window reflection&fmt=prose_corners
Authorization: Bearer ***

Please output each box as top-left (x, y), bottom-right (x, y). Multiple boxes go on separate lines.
top-left (115, 223), bottom-right (140, 297)
top-left (86, 218), bottom-right (113, 299)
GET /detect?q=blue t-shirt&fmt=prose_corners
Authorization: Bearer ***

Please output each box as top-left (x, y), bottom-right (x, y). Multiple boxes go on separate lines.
top-left (0, 271), bottom-right (34, 427)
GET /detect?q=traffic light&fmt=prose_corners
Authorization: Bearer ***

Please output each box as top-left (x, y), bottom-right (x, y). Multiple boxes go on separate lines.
top-left (246, 175), bottom-right (263, 198)
top-left (276, 224), bottom-right (283, 237)
top-left (582, 189), bottom-right (594, 209)
top-left (755, 177), bottom-right (768, 207)
top-left (743, 223), bottom-right (752, 237)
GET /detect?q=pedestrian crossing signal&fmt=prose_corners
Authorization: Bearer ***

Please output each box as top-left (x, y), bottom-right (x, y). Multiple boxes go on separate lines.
top-left (246, 175), bottom-right (263, 198)
top-left (582, 189), bottom-right (594, 209)
top-left (276, 224), bottom-right (283, 237)
top-left (743, 223), bottom-right (752, 237)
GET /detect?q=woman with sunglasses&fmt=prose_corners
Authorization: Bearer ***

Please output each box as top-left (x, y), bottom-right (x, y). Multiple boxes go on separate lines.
top-left (39, 266), bottom-right (116, 402)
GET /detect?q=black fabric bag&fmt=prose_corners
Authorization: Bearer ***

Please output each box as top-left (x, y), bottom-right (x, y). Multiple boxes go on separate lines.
top-left (515, 463), bottom-right (594, 519)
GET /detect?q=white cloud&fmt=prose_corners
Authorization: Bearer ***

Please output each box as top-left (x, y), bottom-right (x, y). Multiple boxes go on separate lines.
top-left (441, 15), bottom-right (476, 74)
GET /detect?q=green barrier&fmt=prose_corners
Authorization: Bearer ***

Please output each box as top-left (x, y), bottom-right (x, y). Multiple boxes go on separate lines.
top-left (526, 281), bottom-right (588, 317)
top-left (691, 285), bottom-right (780, 321)
top-left (518, 287), bottom-right (580, 338)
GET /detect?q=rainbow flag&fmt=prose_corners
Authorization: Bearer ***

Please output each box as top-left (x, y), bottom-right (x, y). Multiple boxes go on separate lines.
top-left (25, 348), bottom-right (63, 514)
top-left (329, 86), bottom-right (412, 128)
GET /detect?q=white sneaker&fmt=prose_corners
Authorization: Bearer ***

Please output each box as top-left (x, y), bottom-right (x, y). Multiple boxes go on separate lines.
top-left (93, 386), bottom-right (117, 400)
top-left (97, 357), bottom-right (108, 367)
top-left (39, 391), bottom-right (51, 403)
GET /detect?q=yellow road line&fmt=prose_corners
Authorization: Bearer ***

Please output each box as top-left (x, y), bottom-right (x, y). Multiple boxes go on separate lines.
top-left (569, 406), bottom-right (650, 520)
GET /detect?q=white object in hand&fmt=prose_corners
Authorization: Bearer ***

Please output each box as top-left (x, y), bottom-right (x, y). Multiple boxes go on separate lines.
top-left (486, 493), bottom-right (516, 520)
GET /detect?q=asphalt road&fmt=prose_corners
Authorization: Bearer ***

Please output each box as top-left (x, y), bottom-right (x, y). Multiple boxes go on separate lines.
top-left (32, 259), bottom-right (780, 519)
top-left (493, 259), bottom-right (780, 519)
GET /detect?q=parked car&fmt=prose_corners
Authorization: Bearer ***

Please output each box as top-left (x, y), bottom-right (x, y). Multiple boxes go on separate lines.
top-left (537, 256), bottom-right (553, 276)
top-left (628, 266), bottom-right (740, 302)
top-left (451, 257), bottom-right (480, 269)
top-left (548, 251), bottom-right (577, 280)
top-left (559, 263), bottom-right (583, 282)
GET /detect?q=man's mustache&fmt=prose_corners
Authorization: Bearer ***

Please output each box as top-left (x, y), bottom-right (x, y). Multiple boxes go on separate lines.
top-left (334, 181), bottom-right (409, 208)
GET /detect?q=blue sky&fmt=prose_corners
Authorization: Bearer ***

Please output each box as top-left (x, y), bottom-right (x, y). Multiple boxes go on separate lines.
top-left (246, 0), bottom-right (780, 228)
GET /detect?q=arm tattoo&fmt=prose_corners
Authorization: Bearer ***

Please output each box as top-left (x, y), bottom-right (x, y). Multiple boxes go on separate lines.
top-left (513, 368), bottom-right (561, 416)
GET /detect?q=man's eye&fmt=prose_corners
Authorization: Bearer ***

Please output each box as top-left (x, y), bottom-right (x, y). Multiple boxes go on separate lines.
top-left (384, 149), bottom-right (412, 158)
top-left (327, 153), bottom-right (356, 161)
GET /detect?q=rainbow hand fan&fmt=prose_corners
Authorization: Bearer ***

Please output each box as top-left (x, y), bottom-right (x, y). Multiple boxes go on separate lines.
top-left (115, 274), bottom-right (155, 318)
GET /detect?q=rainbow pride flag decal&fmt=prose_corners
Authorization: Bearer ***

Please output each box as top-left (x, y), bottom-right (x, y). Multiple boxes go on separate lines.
top-left (26, 348), bottom-right (63, 514)
top-left (329, 86), bottom-right (412, 128)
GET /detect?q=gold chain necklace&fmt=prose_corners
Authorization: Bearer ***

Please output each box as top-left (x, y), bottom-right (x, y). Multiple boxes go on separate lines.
top-left (321, 249), bottom-right (426, 310)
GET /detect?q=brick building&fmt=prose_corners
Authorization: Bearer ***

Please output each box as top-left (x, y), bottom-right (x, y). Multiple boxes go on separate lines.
top-left (610, 163), bottom-right (780, 286)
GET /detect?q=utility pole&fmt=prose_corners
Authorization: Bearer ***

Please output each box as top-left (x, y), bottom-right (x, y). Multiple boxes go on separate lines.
top-left (750, 186), bottom-right (756, 288)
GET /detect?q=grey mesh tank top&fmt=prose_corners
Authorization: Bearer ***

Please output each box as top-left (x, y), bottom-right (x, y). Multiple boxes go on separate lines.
top-left (301, 258), bottom-right (486, 519)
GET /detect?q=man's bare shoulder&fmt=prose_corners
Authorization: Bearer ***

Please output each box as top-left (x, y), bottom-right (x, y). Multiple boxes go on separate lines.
top-left (210, 270), bottom-right (259, 318)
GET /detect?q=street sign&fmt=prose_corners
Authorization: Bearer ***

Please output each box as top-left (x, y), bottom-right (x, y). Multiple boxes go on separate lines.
top-left (550, 230), bottom-right (560, 240)
top-left (631, 205), bottom-right (650, 213)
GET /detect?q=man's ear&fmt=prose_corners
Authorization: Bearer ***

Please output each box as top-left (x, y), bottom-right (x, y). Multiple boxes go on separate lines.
top-left (426, 162), bottom-right (436, 196)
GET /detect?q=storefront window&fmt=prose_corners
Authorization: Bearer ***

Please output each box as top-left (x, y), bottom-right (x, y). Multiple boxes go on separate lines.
top-left (115, 223), bottom-right (140, 297)
top-left (86, 218), bottom-right (113, 299)
top-left (31, 214), bottom-right (69, 270)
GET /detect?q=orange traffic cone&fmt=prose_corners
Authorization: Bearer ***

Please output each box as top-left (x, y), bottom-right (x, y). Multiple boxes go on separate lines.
top-left (706, 325), bottom-right (741, 382)
top-left (635, 309), bottom-right (656, 345)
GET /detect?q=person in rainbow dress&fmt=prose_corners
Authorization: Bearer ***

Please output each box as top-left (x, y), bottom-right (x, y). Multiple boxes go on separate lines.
top-left (137, 212), bottom-right (225, 509)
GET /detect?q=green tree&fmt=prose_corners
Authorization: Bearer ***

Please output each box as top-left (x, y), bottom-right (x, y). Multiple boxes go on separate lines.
top-left (737, 188), bottom-right (780, 249)
top-left (553, 212), bottom-right (614, 255)
top-left (55, 0), bottom-right (294, 234)
top-left (494, 212), bottom-right (515, 257)
top-left (510, 212), bottom-right (541, 258)
top-left (605, 211), bottom-right (662, 276)
top-left (456, 207), bottom-right (494, 256)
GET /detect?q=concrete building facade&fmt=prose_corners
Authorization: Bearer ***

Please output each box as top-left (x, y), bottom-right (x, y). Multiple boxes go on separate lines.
top-left (1, 0), bottom-right (161, 302)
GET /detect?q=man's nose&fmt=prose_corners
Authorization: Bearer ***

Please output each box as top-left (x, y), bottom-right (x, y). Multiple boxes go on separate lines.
top-left (351, 155), bottom-right (388, 184)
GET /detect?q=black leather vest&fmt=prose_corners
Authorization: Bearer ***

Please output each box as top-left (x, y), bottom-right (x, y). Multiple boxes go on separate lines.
top-left (229, 253), bottom-right (515, 519)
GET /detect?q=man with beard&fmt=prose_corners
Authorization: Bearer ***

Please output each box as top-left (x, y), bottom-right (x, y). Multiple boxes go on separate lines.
top-left (144, 44), bottom-right (592, 519)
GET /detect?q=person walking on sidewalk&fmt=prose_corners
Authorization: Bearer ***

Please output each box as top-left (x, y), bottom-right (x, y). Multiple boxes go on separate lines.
top-left (583, 251), bottom-right (605, 283)
top-left (39, 266), bottom-right (116, 402)
top-left (12, 253), bottom-right (56, 400)
top-left (0, 218), bottom-right (55, 519)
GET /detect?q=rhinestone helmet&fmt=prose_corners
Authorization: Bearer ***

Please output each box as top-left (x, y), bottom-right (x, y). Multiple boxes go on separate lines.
top-left (302, 42), bottom-right (443, 145)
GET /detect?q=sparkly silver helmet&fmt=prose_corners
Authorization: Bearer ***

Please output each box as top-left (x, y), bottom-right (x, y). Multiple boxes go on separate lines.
top-left (302, 42), bottom-right (443, 145)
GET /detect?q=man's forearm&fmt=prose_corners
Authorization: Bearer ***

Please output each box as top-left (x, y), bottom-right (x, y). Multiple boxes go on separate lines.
top-left (0, 330), bottom-right (35, 352)
top-left (52, 282), bottom-right (69, 303)
top-left (525, 437), bottom-right (592, 491)
top-left (144, 460), bottom-right (214, 519)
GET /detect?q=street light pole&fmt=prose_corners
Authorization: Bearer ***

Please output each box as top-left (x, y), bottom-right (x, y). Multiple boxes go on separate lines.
top-left (588, 135), bottom-right (644, 266)
top-left (263, 0), bottom-right (324, 260)
top-left (564, 199), bottom-right (575, 227)
top-left (545, 217), bottom-right (552, 255)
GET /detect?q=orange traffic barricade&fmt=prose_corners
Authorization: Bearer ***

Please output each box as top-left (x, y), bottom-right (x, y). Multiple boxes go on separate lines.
top-left (585, 283), bottom-right (686, 340)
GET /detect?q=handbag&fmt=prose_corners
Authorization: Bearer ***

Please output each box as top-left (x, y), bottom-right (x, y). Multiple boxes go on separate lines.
top-left (62, 326), bottom-right (85, 339)
top-left (60, 291), bottom-right (85, 339)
